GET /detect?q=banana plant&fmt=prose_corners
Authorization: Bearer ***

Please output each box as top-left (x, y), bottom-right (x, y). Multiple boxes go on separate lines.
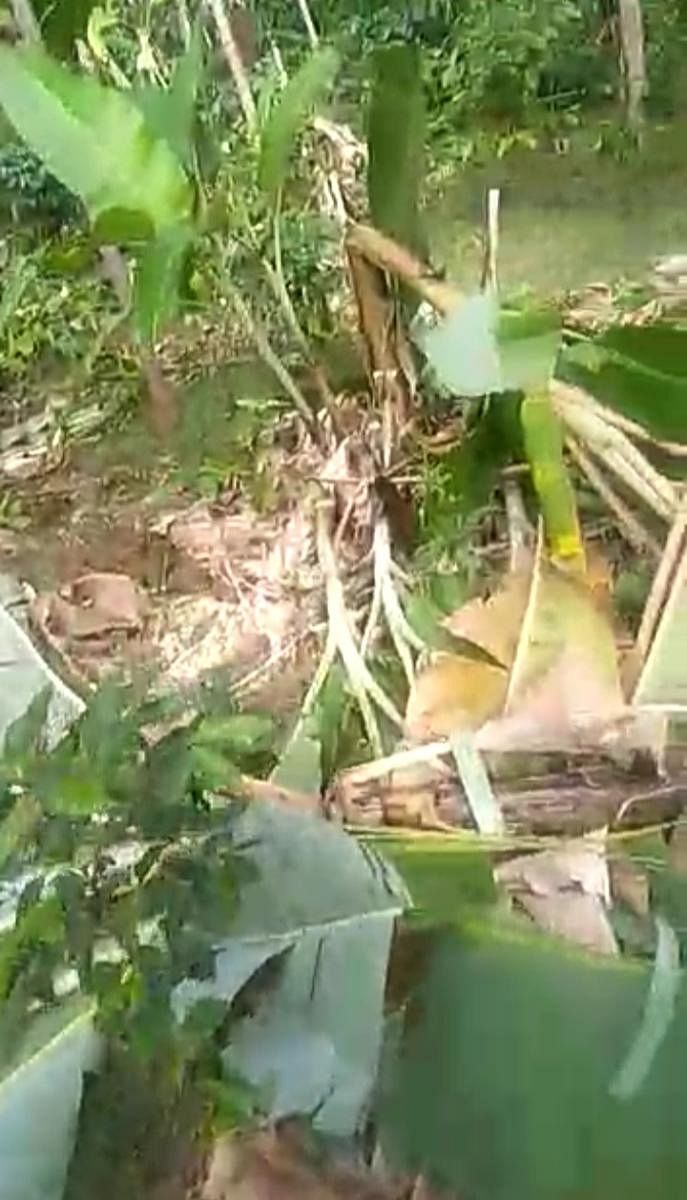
top-left (0, 39), bottom-right (201, 427)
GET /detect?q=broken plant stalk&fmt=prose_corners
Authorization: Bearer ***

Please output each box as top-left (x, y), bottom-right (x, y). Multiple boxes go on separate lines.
top-left (293, 0), bottom-right (319, 47)
top-left (553, 383), bottom-right (677, 521)
top-left (372, 516), bottom-right (424, 685)
top-left (521, 390), bottom-right (586, 571)
top-left (316, 500), bottom-right (404, 757)
top-left (347, 224), bottom-right (679, 531)
top-left (566, 434), bottom-right (662, 559)
top-left (206, 0), bottom-right (257, 131)
top-left (265, 191), bottom-right (339, 420)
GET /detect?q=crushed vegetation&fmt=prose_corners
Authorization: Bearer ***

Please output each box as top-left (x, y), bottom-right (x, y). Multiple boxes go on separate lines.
top-left (1, 1), bottom-right (687, 1198)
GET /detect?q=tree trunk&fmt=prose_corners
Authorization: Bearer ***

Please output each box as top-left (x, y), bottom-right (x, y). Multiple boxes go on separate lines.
top-left (206, 0), bottom-right (257, 132)
top-left (617, 0), bottom-right (647, 131)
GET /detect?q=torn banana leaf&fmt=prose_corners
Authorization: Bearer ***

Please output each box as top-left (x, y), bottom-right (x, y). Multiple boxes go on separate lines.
top-left (415, 291), bottom-right (560, 397)
top-left (176, 801), bottom-right (408, 1138)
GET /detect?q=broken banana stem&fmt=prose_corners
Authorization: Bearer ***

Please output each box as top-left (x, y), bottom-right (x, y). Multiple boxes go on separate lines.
top-left (566, 435), bottom-right (662, 559)
top-left (374, 517), bottom-right (424, 685)
top-left (554, 385), bottom-right (677, 520)
top-left (346, 223), bottom-right (460, 315)
top-left (521, 389), bottom-right (586, 571)
top-left (555, 380), bottom-right (687, 459)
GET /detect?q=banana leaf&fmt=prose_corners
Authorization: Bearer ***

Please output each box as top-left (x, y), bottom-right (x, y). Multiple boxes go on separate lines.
top-left (380, 916), bottom-right (687, 1200)
top-left (0, 998), bottom-right (100, 1200)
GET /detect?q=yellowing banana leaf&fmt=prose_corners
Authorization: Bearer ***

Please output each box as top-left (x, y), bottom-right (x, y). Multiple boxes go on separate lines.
top-left (478, 560), bottom-right (625, 753)
top-left (406, 546), bottom-right (623, 753)
top-left (405, 653), bottom-right (509, 741)
top-left (405, 567), bottom-right (530, 740)
top-left (443, 569), bottom-right (531, 667)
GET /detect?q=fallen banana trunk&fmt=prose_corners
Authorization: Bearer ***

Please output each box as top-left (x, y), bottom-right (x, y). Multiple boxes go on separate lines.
top-left (331, 754), bottom-right (687, 840)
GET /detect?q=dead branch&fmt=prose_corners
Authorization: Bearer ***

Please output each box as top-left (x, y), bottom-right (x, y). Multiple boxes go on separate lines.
top-left (316, 500), bottom-right (404, 753)
top-left (346, 245), bottom-right (415, 450)
top-left (224, 282), bottom-right (320, 440)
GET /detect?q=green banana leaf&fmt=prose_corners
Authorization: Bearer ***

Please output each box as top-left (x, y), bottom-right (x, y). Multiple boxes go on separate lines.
top-left (379, 916), bottom-right (687, 1200)
top-left (560, 324), bottom-right (687, 449)
top-left (132, 222), bottom-right (194, 345)
top-left (32, 0), bottom-right (97, 60)
top-left (177, 800), bottom-right (408, 1137)
top-left (134, 28), bottom-right (204, 172)
top-left (258, 46), bottom-right (340, 202)
top-left (0, 47), bottom-right (192, 232)
top-left (367, 44), bottom-right (425, 256)
top-left (0, 998), bottom-right (100, 1200)
top-left (416, 291), bottom-right (561, 397)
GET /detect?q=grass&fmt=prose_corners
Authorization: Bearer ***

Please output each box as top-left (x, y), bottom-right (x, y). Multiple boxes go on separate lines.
top-left (427, 116), bottom-right (687, 294)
